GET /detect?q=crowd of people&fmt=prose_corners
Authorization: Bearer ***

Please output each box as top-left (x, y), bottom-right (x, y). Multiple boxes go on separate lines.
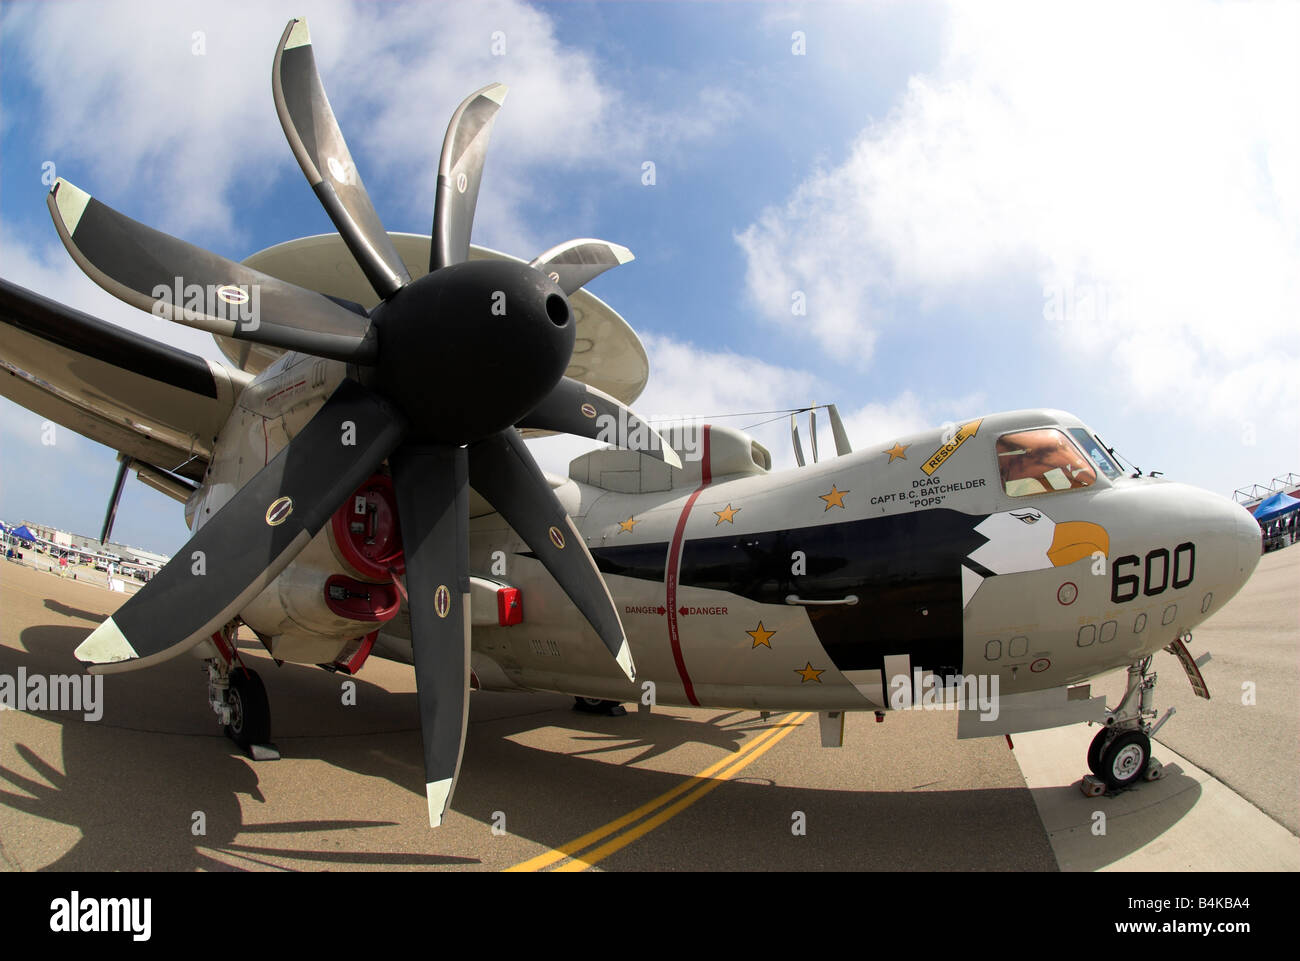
top-left (1261, 509), bottom-right (1299, 553)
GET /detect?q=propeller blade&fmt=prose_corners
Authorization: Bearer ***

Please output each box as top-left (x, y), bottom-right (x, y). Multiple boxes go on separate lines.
top-left (790, 413), bottom-right (806, 467)
top-left (517, 376), bottom-right (681, 468)
top-left (809, 406), bottom-right (819, 464)
top-left (528, 239), bottom-right (634, 295)
top-left (469, 429), bottom-right (635, 681)
top-left (390, 444), bottom-right (471, 828)
top-left (429, 83), bottom-right (508, 272)
top-left (47, 179), bottom-right (378, 364)
top-left (75, 380), bottom-right (405, 672)
top-left (827, 403), bottom-right (852, 456)
top-left (273, 18), bottom-right (411, 300)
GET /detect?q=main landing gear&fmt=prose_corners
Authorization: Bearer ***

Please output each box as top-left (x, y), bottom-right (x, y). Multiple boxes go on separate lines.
top-left (206, 624), bottom-right (279, 761)
top-left (1080, 654), bottom-right (1174, 796)
top-left (573, 696), bottom-right (627, 716)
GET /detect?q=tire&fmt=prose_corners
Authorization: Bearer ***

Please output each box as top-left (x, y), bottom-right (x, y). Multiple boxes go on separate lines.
top-left (574, 696), bottom-right (622, 715)
top-left (225, 668), bottom-right (271, 747)
top-left (1099, 729), bottom-right (1149, 790)
top-left (1087, 727), bottom-right (1111, 776)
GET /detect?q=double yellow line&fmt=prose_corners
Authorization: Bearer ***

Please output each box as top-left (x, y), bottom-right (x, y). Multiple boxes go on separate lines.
top-left (505, 711), bottom-right (811, 872)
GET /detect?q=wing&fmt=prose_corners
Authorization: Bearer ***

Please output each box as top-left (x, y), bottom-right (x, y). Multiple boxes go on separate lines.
top-left (0, 278), bottom-right (247, 485)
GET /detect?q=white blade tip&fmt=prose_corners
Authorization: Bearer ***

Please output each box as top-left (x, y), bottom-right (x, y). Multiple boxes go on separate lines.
top-left (426, 777), bottom-right (453, 828)
top-left (615, 639), bottom-right (636, 683)
top-left (74, 616), bottom-right (139, 665)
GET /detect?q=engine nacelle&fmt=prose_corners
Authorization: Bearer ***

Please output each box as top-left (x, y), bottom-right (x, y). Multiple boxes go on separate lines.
top-left (238, 474), bottom-right (406, 664)
top-left (328, 473), bottom-right (404, 579)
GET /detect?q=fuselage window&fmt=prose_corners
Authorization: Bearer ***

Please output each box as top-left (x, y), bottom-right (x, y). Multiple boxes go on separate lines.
top-left (1068, 428), bottom-right (1122, 480)
top-left (996, 428), bottom-right (1097, 497)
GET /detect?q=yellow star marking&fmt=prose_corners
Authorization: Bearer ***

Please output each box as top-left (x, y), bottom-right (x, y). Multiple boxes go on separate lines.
top-left (885, 442), bottom-right (909, 463)
top-left (819, 485), bottom-right (849, 510)
top-left (746, 622), bottom-right (776, 648)
top-left (618, 516), bottom-right (639, 533)
top-left (795, 662), bottom-right (825, 683)
top-left (714, 504), bottom-right (740, 525)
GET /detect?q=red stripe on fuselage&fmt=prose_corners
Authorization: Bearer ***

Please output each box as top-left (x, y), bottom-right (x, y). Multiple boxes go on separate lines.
top-left (665, 426), bottom-right (710, 706)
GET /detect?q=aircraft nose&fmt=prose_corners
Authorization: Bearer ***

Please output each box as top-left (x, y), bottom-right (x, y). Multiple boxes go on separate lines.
top-left (1232, 501), bottom-right (1263, 580)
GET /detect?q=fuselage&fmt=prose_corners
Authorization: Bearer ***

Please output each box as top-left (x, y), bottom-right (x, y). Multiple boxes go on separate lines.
top-left (189, 353), bottom-right (1262, 717)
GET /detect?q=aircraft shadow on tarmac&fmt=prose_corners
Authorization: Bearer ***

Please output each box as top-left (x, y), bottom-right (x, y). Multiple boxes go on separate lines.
top-left (2, 624), bottom-right (475, 870)
top-left (1, 620), bottom-right (1202, 871)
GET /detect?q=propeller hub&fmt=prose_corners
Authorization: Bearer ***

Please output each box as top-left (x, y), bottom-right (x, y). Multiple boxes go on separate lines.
top-left (367, 260), bottom-right (575, 444)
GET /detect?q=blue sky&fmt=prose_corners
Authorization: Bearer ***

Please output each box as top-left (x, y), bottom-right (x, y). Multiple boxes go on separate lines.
top-left (1, 0), bottom-right (1297, 556)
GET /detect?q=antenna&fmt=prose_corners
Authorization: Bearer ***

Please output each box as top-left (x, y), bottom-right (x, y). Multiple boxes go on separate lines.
top-left (827, 404), bottom-right (852, 456)
top-left (793, 404), bottom-right (853, 465)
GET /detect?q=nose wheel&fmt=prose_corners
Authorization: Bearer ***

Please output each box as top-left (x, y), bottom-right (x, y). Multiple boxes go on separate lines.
top-left (1080, 655), bottom-right (1169, 796)
top-left (1087, 727), bottom-right (1153, 790)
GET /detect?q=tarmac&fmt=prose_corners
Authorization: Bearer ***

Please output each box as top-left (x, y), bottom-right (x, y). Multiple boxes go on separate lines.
top-left (0, 545), bottom-right (1296, 871)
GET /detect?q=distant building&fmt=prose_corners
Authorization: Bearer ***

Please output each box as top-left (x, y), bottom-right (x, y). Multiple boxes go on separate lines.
top-left (18, 520), bottom-right (171, 567)
top-left (1233, 474), bottom-right (1300, 515)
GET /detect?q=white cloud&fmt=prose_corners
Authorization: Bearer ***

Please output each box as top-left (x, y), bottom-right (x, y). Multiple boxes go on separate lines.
top-left (735, 0), bottom-right (1300, 443)
top-left (529, 330), bottom-right (825, 476)
top-left (3, 0), bottom-right (738, 255)
top-left (839, 391), bottom-right (932, 452)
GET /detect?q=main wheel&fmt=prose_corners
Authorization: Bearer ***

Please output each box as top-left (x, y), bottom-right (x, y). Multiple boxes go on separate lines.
top-left (1099, 729), bottom-right (1149, 790)
top-left (1087, 727), bottom-right (1111, 776)
top-left (225, 668), bottom-right (271, 747)
top-left (573, 696), bottom-right (625, 716)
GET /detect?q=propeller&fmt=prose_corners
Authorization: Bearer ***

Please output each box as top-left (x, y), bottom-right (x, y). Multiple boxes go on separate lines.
top-left (57, 17), bottom-right (675, 827)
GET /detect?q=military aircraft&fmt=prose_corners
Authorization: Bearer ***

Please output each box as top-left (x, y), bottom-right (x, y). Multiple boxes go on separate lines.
top-left (0, 19), bottom-right (1262, 827)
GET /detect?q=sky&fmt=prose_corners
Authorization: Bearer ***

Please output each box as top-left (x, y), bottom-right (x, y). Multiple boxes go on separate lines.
top-left (1, 0), bottom-right (1296, 556)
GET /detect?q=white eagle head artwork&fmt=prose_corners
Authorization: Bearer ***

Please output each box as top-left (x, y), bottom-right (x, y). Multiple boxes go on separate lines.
top-left (962, 509), bottom-right (1110, 607)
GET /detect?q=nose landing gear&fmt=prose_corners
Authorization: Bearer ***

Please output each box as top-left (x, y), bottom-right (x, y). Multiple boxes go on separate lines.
top-left (1079, 654), bottom-right (1171, 796)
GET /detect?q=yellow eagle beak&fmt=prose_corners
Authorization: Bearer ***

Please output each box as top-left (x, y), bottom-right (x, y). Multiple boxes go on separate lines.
top-left (1048, 521), bottom-right (1110, 567)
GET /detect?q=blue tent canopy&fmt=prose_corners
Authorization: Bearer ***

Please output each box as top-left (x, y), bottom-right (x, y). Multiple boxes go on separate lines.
top-left (8, 524), bottom-right (36, 543)
top-left (1254, 490), bottom-right (1300, 523)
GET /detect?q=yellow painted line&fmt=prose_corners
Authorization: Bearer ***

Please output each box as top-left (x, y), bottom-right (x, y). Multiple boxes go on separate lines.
top-left (504, 714), bottom-right (799, 872)
top-left (553, 712), bottom-right (809, 871)
top-left (505, 711), bottom-right (810, 872)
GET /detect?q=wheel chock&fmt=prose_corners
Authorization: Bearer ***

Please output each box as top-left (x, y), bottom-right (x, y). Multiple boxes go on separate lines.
top-left (1080, 774), bottom-right (1106, 797)
top-left (1144, 757), bottom-right (1163, 781)
top-left (247, 742), bottom-right (281, 761)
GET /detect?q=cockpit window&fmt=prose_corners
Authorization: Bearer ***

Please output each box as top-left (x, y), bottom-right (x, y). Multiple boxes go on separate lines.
top-left (996, 429), bottom-right (1097, 497)
top-left (1068, 428), bottom-right (1123, 480)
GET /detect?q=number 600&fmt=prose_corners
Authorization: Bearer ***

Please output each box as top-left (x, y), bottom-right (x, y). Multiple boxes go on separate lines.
top-left (1111, 543), bottom-right (1195, 604)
